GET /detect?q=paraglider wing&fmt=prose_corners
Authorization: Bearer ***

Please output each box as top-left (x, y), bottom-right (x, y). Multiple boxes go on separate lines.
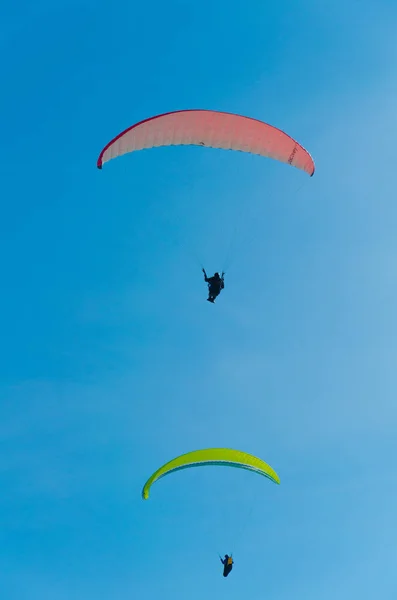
top-left (141, 448), bottom-right (280, 500)
top-left (97, 109), bottom-right (315, 176)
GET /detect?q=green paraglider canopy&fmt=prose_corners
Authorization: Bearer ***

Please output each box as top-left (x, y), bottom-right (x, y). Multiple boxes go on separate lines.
top-left (142, 447), bottom-right (280, 500)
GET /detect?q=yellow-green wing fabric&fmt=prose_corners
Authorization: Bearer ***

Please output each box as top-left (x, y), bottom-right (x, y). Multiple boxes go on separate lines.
top-left (142, 448), bottom-right (280, 499)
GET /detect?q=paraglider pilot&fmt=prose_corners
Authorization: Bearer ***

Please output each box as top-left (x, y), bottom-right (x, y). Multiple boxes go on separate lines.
top-left (220, 554), bottom-right (233, 577)
top-left (203, 268), bottom-right (224, 303)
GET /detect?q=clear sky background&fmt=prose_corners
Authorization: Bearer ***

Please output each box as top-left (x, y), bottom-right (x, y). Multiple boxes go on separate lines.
top-left (1, 0), bottom-right (397, 598)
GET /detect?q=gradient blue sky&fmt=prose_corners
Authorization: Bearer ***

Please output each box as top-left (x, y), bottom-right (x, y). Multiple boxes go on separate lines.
top-left (1, 0), bottom-right (397, 598)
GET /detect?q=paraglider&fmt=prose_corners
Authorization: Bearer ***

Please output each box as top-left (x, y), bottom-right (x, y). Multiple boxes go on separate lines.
top-left (141, 449), bottom-right (279, 575)
top-left (97, 110), bottom-right (315, 302)
top-left (220, 554), bottom-right (233, 577)
top-left (203, 268), bottom-right (224, 303)
top-left (141, 447), bottom-right (280, 499)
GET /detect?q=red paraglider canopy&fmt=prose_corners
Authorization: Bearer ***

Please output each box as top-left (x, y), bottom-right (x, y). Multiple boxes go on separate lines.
top-left (97, 109), bottom-right (315, 176)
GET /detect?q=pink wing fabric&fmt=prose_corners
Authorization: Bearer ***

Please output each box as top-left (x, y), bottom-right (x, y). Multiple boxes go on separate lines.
top-left (97, 109), bottom-right (315, 176)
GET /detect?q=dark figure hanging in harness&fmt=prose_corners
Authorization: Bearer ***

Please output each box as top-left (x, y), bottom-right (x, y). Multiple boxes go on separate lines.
top-left (202, 268), bottom-right (225, 303)
top-left (220, 554), bottom-right (233, 577)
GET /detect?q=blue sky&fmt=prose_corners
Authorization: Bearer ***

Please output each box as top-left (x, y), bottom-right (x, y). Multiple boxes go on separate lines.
top-left (1, 0), bottom-right (397, 598)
